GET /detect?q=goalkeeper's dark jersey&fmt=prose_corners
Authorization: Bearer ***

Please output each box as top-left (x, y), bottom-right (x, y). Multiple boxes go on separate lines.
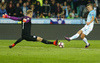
top-left (9, 16), bottom-right (31, 37)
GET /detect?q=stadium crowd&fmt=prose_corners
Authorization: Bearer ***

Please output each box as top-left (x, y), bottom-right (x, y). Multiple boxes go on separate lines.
top-left (0, 0), bottom-right (99, 19)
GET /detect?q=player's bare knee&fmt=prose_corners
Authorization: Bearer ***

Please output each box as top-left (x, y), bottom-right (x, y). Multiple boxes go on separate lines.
top-left (37, 37), bottom-right (43, 41)
top-left (80, 35), bottom-right (84, 39)
top-left (77, 30), bottom-right (82, 35)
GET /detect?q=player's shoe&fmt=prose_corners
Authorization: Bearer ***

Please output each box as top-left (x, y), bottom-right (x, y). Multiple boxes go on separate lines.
top-left (64, 36), bottom-right (70, 41)
top-left (85, 44), bottom-right (90, 48)
top-left (9, 45), bottom-right (13, 48)
top-left (9, 43), bottom-right (15, 48)
top-left (53, 39), bottom-right (58, 46)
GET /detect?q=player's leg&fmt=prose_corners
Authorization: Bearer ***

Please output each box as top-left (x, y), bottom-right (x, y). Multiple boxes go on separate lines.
top-left (80, 33), bottom-right (90, 48)
top-left (25, 36), bottom-right (58, 46)
top-left (81, 28), bottom-right (92, 48)
top-left (65, 30), bottom-right (82, 41)
top-left (9, 38), bottom-right (23, 48)
top-left (70, 30), bottom-right (82, 40)
top-left (37, 37), bottom-right (58, 46)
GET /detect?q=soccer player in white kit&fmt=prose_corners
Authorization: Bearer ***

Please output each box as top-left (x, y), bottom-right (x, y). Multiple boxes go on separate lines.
top-left (65, 3), bottom-right (99, 48)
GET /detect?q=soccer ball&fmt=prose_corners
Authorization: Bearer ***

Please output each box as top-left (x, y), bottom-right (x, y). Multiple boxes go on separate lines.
top-left (58, 42), bottom-right (64, 48)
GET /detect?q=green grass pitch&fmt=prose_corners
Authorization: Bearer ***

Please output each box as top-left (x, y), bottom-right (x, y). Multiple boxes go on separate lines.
top-left (0, 40), bottom-right (100, 63)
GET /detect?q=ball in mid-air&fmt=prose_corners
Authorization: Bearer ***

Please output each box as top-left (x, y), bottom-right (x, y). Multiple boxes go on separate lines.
top-left (58, 42), bottom-right (64, 48)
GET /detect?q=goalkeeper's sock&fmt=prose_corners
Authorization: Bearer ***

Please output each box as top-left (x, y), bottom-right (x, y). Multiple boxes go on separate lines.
top-left (41, 39), bottom-right (53, 44)
top-left (9, 43), bottom-right (15, 48)
top-left (12, 43), bottom-right (15, 47)
top-left (83, 37), bottom-right (89, 45)
top-left (70, 33), bottom-right (79, 40)
top-left (14, 38), bottom-right (23, 45)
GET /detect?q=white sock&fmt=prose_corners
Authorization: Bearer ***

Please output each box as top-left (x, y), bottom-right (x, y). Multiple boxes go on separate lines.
top-left (83, 37), bottom-right (89, 45)
top-left (70, 33), bottom-right (79, 40)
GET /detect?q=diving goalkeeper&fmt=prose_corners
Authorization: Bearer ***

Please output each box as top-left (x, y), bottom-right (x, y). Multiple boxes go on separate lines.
top-left (3, 9), bottom-right (58, 48)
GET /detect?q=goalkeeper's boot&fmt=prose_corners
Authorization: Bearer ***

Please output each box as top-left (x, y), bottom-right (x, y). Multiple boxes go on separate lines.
top-left (9, 43), bottom-right (15, 48)
top-left (53, 39), bottom-right (58, 46)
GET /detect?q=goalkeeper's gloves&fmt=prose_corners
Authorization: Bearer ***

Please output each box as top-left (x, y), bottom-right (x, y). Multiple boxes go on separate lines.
top-left (2, 14), bottom-right (10, 18)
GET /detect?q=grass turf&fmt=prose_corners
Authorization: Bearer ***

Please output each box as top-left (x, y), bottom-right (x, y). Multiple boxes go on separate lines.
top-left (0, 40), bottom-right (100, 63)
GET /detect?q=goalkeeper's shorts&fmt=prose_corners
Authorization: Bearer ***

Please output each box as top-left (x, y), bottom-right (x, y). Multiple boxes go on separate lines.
top-left (22, 35), bottom-right (37, 41)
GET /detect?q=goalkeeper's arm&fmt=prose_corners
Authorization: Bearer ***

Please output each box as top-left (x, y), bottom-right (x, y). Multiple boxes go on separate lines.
top-left (2, 14), bottom-right (22, 21)
top-left (2, 14), bottom-right (30, 23)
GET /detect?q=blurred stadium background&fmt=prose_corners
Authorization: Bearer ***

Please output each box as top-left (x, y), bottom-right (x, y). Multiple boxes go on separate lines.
top-left (0, 0), bottom-right (99, 19)
top-left (0, 0), bottom-right (99, 40)
top-left (0, 0), bottom-right (100, 63)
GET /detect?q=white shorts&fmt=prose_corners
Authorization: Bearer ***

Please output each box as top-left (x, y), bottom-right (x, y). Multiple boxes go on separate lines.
top-left (81, 25), bottom-right (93, 36)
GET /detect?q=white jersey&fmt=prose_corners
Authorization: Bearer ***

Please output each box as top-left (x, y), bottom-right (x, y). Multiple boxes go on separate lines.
top-left (85, 10), bottom-right (96, 30)
top-left (81, 10), bottom-right (96, 35)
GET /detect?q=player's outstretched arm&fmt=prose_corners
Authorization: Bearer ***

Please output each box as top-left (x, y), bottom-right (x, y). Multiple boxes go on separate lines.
top-left (95, 17), bottom-right (99, 23)
top-left (2, 14), bottom-right (22, 21)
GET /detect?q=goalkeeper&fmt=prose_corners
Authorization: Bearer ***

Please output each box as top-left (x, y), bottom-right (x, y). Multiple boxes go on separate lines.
top-left (3, 9), bottom-right (58, 48)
